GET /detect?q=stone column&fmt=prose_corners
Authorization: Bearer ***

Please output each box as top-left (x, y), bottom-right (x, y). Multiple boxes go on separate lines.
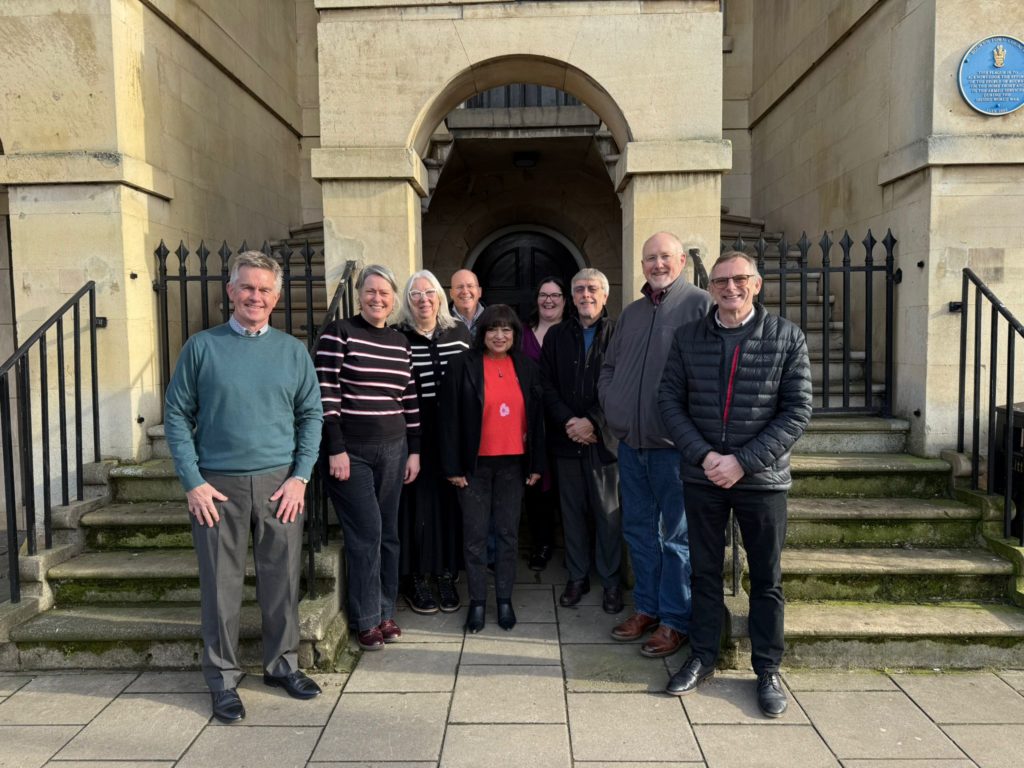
top-left (312, 148), bottom-right (428, 288)
top-left (616, 140), bottom-right (732, 301)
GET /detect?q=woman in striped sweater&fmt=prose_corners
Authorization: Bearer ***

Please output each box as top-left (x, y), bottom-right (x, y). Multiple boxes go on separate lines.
top-left (395, 270), bottom-right (471, 615)
top-left (314, 264), bottom-right (420, 652)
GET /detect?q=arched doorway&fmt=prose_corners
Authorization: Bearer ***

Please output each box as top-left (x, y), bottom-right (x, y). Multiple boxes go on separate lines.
top-left (470, 229), bottom-right (581, 320)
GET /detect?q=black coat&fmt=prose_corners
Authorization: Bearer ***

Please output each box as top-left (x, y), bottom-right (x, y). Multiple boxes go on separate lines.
top-left (540, 314), bottom-right (617, 463)
top-left (658, 304), bottom-right (812, 490)
top-left (439, 349), bottom-right (547, 479)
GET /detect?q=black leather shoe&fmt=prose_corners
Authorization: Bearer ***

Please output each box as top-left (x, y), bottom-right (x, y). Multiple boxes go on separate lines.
top-left (263, 670), bottom-right (322, 700)
top-left (665, 656), bottom-right (714, 696)
top-left (466, 601), bottom-right (486, 633)
top-left (756, 672), bottom-right (788, 718)
top-left (602, 586), bottom-right (624, 614)
top-left (528, 545), bottom-right (553, 571)
top-left (404, 575), bottom-right (439, 615)
top-left (559, 579), bottom-right (590, 607)
top-left (497, 599), bottom-right (517, 630)
top-left (211, 688), bottom-right (245, 722)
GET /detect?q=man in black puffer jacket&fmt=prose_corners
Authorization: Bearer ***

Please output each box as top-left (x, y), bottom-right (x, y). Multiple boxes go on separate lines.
top-left (657, 250), bottom-right (812, 718)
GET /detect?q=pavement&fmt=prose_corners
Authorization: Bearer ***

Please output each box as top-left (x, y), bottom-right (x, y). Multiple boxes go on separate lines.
top-left (1, 556), bottom-right (1023, 767)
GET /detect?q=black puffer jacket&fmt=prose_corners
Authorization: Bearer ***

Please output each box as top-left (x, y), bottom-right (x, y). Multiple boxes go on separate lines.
top-left (658, 304), bottom-right (812, 490)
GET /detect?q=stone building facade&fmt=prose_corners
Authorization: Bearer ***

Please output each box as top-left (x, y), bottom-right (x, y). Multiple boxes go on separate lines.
top-left (0, 0), bottom-right (1022, 464)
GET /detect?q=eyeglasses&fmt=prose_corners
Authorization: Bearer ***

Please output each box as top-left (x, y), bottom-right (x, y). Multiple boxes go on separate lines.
top-left (452, 283), bottom-right (479, 292)
top-left (538, 292), bottom-right (563, 300)
top-left (409, 289), bottom-right (437, 301)
top-left (709, 274), bottom-right (757, 289)
top-left (573, 284), bottom-right (602, 295)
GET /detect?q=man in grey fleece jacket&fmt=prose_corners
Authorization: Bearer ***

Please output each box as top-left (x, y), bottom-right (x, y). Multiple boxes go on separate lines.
top-left (597, 232), bottom-right (712, 658)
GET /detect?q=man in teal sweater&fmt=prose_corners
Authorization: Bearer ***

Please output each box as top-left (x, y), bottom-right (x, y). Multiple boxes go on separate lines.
top-left (164, 251), bottom-right (324, 722)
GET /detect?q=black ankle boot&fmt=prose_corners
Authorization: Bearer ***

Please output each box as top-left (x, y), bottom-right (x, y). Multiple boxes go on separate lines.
top-left (466, 601), bottom-right (485, 633)
top-left (497, 599), bottom-right (516, 630)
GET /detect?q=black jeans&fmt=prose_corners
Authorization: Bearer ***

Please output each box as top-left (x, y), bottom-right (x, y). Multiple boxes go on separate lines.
top-left (459, 456), bottom-right (524, 602)
top-left (684, 482), bottom-right (788, 674)
top-left (556, 449), bottom-right (621, 588)
top-left (324, 438), bottom-right (407, 632)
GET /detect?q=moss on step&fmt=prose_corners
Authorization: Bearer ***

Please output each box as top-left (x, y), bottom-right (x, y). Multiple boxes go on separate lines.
top-left (786, 520), bottom-right (979, 549)
top-left (776, 573), bottom-right (1010, 602)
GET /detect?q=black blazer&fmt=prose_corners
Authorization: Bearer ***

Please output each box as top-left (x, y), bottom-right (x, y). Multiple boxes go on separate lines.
top-left (439, 349), bottom-right (546, 479)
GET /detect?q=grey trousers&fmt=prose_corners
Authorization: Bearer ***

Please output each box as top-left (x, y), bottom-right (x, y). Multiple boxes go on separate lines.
top-left (192, 467), bottom-right (302, 691)
top-left (556, 450), bottom-right (622, 588)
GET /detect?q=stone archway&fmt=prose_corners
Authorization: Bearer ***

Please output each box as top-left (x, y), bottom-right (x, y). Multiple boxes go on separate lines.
top-left (313, 2), bottom-right (730, 302)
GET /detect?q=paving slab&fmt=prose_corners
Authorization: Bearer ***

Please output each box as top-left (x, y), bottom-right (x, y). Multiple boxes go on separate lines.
top-left (393, 605), bottom-right (469, 643)
top-left (553, 584), bottom-right (634, 610)
top-left (840, 761), bottom-right (976, 768)
top-left (556, 605), bottom-right (626, 644)
top-left (892, 671), bottom-right (1024, 723)
top-left (313, 692), bottom-right (449, 762)
top-left (935, 725), bottom-right (1021, 768)
top-left (997, 669), bottom-right (1024, 692)
top-left (782, 669), bottom-right (897, 691)
top-left (567, 693), bottom-right (700, 762)
top-left (439, 723), bottom-right (570, 768)
top-left (574, 764), bottom-right (702, 768)
top-left (0, 673), bottom-right (136, 724)
top-left (344, 642), bottom-right (461, 692)
top-left (44, 762), bottom-right (176, 767)
top-left (0, 725), bottom-right (80, 768)
top-left (310, 764), bottom-right (435, 768)
top-left (562, 642), bottom-right (668, 693)
top-left (460, 622), bottom-right (560, 665)
top-left (516, 555), bottom-right (571, 586)
top-left (205, 673), bottom-right (343, 726)
top-left (693, 724), bottom-right (839, 768)
top-left (679, 671), bottom-right (808, 724)
top-left (123, 670), bottom-right (207, 693)
top-left (507, 585), bottom-right (558, 623)
top-left (0, 675), bottom-right (32, 697)
top-left (797, 691), bottom-right (964, 760)
top-left (177, 725), bottom-right (321, 767)
top-left (53, 693), bottom-right (209, 761)
top-left (450, 664), bottom-right (565, 723)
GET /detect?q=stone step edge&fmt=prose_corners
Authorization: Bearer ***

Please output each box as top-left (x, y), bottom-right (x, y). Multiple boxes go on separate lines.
top-left (791, 454), bottom-right (950, 474)
top-left (780, 600), bottom-right (1024, 637)
top-left (780, 548), bottom-right (1013, 575)
top-left (48, 546), bottom-right (341, 581)
top-left (786, 498), bottom-right (977, 520)
top-left (803, 416), bottom-right (910, 434)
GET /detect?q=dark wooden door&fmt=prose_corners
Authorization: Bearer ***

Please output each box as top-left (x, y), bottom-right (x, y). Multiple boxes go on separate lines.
top-left (474, 231), bottom-right (578, 320)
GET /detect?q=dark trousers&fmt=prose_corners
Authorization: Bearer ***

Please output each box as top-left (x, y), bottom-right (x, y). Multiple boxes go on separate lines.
top-left (192, 466), bottom-right (301, 691)
top-left (324, 438), bottom-right (407, 632)
top-left (525, 481), bottom-right (557, 552)
top-left (556, 449), bottom-right (621, 588)
top-left (459, 456), bottom-right (524, 602)
top-left (684, 482), bottom-right (788, 674)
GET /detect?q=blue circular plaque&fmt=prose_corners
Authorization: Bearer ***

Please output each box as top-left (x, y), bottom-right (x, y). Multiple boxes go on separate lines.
top-left (959, 35), bottom-right (1024, 116)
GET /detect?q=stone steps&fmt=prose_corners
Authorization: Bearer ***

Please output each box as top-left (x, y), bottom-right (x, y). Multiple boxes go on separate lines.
top-left (109, 460), bottom-right (188, 502)
top-left (795, 417), bottom-right (908, 454)
top-left (781, 601), bottom-right (1024, 668)
top-left (785, 497), bottom-right (984, 548)
top-left (47, 548), bottom-right (340, 605)
top-left (790, 453), bottom-right (951, 498)
top-left (7, 591), bottom-right (346, 671)
top-left (778, 548), bottom-right (1012, 602)
top-left (80, 501), bottom-right (190, 548)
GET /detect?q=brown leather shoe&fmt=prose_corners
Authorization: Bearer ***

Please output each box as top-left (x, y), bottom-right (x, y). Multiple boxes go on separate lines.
top-left (640, 625), bottom-right (686, 658)
top-left (610, 612), bottom-right (659, 641)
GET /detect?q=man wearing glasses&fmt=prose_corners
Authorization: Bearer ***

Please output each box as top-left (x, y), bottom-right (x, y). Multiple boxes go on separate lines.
top-left (658, 250), bottom-right (812, 717)
top-left (598, 232), bottom-right (711, 659)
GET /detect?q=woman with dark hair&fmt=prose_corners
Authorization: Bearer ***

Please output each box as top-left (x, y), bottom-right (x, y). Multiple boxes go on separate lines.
top-left (395, 270), bottom-right (471, 614)
top-left (522, 276), bottom-right (569, 571)
top-left (439, 304), bottom-right (546, 633)
top-left (315, 264), bottom-right (420, 652)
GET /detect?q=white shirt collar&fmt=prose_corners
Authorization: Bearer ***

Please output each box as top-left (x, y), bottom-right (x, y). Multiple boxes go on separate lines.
top-left (714, 306), bottom-right (756, 328)
top-left (229, 316), bottom-right (271, 337)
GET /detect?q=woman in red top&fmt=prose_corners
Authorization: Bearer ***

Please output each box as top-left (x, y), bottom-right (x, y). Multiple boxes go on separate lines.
top-left (439, 304), bottom-right (546, 633)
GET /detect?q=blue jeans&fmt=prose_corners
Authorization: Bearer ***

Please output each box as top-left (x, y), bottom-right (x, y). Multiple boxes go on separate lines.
top-left (617, 443), bottom-right (691, 633)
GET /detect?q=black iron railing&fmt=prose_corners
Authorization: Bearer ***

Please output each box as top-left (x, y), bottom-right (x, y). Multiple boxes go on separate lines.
top-left (1, 283), bottom-right (101, 603)
top-left (952, 268), bottom-right (1024, 545)
top-left (723, 229), bottom-right (899, 417)
top-left (154, 239), bottom-right (357, 597)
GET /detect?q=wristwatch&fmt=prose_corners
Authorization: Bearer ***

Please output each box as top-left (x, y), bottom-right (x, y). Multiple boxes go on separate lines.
top-left (293, 476), bottom-right (309, 485)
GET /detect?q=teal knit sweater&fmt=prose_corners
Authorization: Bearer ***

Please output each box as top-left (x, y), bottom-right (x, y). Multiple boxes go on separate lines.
top-left (164, 324), bottom-right (324, 491)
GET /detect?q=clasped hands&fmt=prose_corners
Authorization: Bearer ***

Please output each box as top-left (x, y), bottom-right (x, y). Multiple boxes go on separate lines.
top-left (702, 451), bottom-right (744, 489)
top-left (565, 417), bottom-right (597, 445)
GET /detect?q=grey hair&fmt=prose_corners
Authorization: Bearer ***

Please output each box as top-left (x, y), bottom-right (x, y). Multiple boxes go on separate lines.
top-left (713, 250), bottom-right (760, 275)
top-left (229, 251), bottom-right (283, 294)
top-left (356, 264), bottom-right (399, 293)
top-left (571, 268), bottom-right (609, 296)
top-left (398, 270), bottom-right (457, 331)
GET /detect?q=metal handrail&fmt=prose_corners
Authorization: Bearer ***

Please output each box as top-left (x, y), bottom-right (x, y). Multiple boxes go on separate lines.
top-left (2, 282), bottom-right (101, 602)
top-left (952, 267), bottom-right (1024, 544)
